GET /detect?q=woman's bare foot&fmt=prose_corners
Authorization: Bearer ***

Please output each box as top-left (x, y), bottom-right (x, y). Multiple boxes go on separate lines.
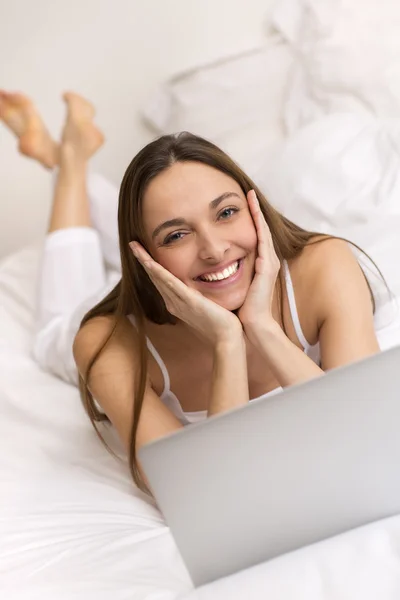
top-left (0, 90), bottom-right (59, 168)
top-left (60, 92), bottom-right (104, 162)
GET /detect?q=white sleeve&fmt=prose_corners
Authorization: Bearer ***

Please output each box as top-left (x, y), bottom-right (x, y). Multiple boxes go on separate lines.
top-left (32, 227), bottom-right (120, 385)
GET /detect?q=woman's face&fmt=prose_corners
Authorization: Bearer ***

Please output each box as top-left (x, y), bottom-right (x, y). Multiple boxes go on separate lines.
top-left (141, 161), bottom-right (257, 311)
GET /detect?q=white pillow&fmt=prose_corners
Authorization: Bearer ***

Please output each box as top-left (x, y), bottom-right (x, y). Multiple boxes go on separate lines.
top-left (271, 0), bottom-right (400, 133)
top-left (142, 41), bottom-right (293, 174)
top-left (255, 112), bottom-right (400, 340)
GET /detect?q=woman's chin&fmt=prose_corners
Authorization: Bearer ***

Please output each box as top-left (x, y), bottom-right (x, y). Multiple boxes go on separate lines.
top-left (206, 289), bottom-right (247, 312)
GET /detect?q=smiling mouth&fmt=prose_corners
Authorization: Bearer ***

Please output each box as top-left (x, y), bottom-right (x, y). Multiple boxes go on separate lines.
top-left (197, 260), bottom-right (241, 282)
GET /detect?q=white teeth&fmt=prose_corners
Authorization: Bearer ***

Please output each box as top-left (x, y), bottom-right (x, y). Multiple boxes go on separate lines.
top-left (200, 260), bottom-right (240, 282)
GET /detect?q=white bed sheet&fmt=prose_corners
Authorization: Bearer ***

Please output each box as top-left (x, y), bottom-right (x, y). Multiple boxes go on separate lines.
top-left (0, 246), bottom-right (191, 598)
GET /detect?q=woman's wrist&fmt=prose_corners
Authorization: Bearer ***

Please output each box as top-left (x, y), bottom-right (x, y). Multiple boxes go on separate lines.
top-left (209, 330), bottom-right (248, 416)
top-left (243, 318), bottom-right (281, 349)
top-left (244, 318), bottom-right (324, 388)
top-left (214, 326), bottom-right (245, 355)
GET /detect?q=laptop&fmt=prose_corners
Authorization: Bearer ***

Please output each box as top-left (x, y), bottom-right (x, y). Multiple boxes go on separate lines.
top-left (139, 346), bottom-right (400, 587)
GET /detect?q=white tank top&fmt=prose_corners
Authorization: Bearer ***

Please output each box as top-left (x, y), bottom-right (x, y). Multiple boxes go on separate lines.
top-left (128, 260), bottom-right (320, 426)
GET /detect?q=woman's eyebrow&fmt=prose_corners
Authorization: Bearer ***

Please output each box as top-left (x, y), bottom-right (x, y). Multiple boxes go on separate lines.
top-left (152, 218), bottom-right (186, 240)
top-left (151, 191), bottom-right (242, 240)
top-left (209, 191), bottom-right (241, 210)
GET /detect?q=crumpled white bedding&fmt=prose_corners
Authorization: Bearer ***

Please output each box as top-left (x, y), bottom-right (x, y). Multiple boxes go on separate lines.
top-left (255, 112), bottom-right (400, 307)
top-left (143, 39), bottom-right (292, 176)
top-left (272, 0), bottom-right (400, 133)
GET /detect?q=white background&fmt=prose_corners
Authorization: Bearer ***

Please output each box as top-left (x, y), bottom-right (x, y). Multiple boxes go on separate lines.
top-left (0, 0), bottom-right (275, 257)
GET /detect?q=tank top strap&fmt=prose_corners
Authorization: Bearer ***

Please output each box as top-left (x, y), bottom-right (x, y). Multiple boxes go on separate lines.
top-left (282, 260), bottom-right (311, 351)
top-left (126, 314), bottom-right (170, 398)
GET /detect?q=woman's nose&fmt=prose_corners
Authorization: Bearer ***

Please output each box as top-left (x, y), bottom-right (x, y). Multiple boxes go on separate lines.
top-left (197, 232), bottom-right (230, 263)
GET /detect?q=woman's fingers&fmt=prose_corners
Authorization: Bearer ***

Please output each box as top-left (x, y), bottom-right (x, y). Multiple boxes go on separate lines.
top-left (247, 190), bottom-right (269, 259)
top-left (128, 242), bottom-right (241, 344)
top-left (129, 241), bottom-right (170, 297)
top-left (247, 191), bottom-right (280, 276)
top-left (129, 241), bottom-right (151, 263)
top-left (145, 261), bottom-right (183, 298)
top-left (247, 190), bottom-right (267, 259)
top-left (129, 241), bottom-right (192, 303)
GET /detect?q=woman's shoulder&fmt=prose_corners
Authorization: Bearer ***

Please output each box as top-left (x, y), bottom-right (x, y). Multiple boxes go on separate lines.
top-left (290, 236), bottom-right (356, 290)
top-left (73, 314), bottom-right (139, 377)
top-left (287, 236), bottom-right (363, 342)
top-left (293, 235), bottom-right (352, 266)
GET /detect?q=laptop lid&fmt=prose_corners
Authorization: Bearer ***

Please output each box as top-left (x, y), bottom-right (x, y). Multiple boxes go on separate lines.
top-left (139, 346), bottom-right (400, 587)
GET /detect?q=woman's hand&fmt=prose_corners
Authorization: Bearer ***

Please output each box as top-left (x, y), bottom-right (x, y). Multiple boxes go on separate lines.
top-left (130, 242), bottom-right (243, 346)
top-left (238, 190), bottom-right (281, 343)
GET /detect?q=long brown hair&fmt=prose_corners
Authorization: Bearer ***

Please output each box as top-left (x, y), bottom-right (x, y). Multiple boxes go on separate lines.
top-left (77, 132), bottom-right (385, 493)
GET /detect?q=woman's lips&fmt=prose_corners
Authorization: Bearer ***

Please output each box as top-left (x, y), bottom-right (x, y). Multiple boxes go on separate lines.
top-left (195, 258), bottom-right (244, 289)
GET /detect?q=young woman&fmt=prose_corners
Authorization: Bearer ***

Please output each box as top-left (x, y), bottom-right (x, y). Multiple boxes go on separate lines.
top-left (0, 90), bottom-right (381, 494)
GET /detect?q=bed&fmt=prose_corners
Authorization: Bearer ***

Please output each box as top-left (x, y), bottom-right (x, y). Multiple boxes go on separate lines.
top-left (2, 1), bottom-right (400, 598)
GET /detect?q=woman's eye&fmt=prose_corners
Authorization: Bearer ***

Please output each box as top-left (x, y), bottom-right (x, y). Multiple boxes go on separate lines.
top-left (218, 207), bottom-right (239, 220)
top-left (163, 231), bottom-right (186, 245)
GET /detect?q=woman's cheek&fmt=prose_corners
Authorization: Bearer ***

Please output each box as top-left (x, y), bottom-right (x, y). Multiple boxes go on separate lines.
top-left (157, 252), bottom-right (190, 281)
top-left (237, 218), bottom-right (257, 251)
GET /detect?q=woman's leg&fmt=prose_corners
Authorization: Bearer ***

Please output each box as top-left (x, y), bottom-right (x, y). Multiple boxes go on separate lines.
top-left (0, 90), bottom-right (59, 168)
top-left (35, 93), bottom-right (121, 384)
top-left (0, 90), bottom-right (120, 270)
top-left (0, 91), bottom-right (118, 383)
top-left (48, 92), bottom-right (103, 232)
top-left (50, 93), bottom-right (120, 270)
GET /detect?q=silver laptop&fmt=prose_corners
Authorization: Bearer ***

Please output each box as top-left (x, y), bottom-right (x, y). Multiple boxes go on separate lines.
top-left (139, 346), bottom-right (400, 587)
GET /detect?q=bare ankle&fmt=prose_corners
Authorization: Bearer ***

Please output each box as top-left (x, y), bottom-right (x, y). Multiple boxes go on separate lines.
top-left (38, 142), bottom-right (60, 170)
top-left (59, 142), bottom-right (88, 170)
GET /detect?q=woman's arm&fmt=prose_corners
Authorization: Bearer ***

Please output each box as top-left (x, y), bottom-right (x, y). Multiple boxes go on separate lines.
top-left (208, 334), bottom-right (249, 417)
top-left (248, 321), bottom-right (324, 387)
top-left (309, 239), bottom-right (380, 370)
top-left (248, 240), bottom-right (380, 385)
top-left (73, 316), bottom-right (184, 489)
